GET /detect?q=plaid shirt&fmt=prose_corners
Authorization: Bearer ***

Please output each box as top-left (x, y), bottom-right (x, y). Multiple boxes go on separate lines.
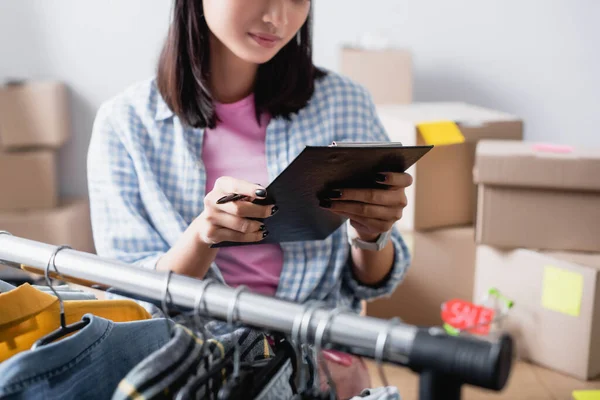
top-left (87, 71), bottom-right (411, 312)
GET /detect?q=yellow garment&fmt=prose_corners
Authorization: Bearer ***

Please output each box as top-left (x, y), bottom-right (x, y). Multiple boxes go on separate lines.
top-left (0, 283), bottom-right (151, 362)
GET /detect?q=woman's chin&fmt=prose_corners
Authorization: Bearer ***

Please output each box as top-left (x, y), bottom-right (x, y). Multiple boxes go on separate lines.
top-left (235, 43), bottom-right (281, 65)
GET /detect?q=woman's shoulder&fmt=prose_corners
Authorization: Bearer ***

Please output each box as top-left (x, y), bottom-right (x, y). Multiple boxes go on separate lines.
top-left (95, 78), bottom-right (167, 130)
top-left (311, 69), bottom-right (375, 111)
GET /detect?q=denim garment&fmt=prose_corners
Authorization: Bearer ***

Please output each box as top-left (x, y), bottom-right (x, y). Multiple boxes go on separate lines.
top-left (0, 314), bottom-right (172, 400)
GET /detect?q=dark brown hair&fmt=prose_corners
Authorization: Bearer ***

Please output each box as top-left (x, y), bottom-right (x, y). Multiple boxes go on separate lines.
top-left (157, 0), bottom-right (326, 129)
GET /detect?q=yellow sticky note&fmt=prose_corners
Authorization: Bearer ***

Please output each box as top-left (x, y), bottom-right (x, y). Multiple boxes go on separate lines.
top-left (573, 390), bottom-right (600, 400)
top-left (541, 265), bottom-right (583, 317)
top-left (416, 121), bottom-right (465, 146)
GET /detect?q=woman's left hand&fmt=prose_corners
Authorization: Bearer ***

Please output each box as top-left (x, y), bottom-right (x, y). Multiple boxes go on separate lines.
top-left (319, 172), bottom-right (413, 241)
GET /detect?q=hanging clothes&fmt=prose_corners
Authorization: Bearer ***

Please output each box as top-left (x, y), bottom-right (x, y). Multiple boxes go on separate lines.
top-left (0, 283), bottom-right (152, 362)
top-left (316, 350), bottom-right (372, 399)
top-left (112, 324), bottom-right (215, 400)
top-left (0, 280), bottom-right (97, 301)
top-left (0, 314), bottom-right (173, 400)
top-left (31, 284), bottom-right (98, 300)
top-left (113, 320), bottom-right (277, 400)
top-left (349, 387), bottom-right (401, 400)
top-left (253, 358), bottom-right (295, 400)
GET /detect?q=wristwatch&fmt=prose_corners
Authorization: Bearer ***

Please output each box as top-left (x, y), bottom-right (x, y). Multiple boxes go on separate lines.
top-left (349, 229), bottom-right (392, 251)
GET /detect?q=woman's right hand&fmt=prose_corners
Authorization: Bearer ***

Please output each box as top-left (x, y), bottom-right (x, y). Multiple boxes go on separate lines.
top-left (194, 176), bottom-right (277, 245)
top-left (156, 177), bottom-right (277, 277)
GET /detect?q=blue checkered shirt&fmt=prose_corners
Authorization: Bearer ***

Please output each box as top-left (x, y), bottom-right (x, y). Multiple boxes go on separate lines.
top-left (87, 71), bottom-right (411, 312)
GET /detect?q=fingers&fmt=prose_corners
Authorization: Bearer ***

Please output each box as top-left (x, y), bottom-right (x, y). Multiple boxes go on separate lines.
top-left (198, 211), bottom-right (269, 245)
top-left (199, 176), bottom-right (276, 245)
top-left (218, 201), bottom-right (278, 220)
top-left (375, 172), bottom-right (413, 188)
top-left (205, 176), bottom-right (277, 218)
top-left (203, 226), bottom-right (269, 245)
top-left (213, 176), bottom-right (267, 200)
top-left (206, 211), bottom-right (266, 234)
top-left (324, 187), bottom-right (407, 207)
top-left (319, 172), bottom-right (411, 206)
top-left (323, 200), bottom-right (403, 222)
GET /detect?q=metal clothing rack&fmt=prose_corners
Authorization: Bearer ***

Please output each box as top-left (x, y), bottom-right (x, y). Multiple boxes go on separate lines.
top-left (0, 233), bottom-right (514, 400)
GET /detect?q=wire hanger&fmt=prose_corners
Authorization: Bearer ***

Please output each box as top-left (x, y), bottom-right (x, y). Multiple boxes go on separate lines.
top-left (314, 308), bottom-right (343, 400)
top-left (159, 270), bottom-right (177, 337)
top-left (300, 302), bottom-right (334, 400)
top-left (291, 300), bottom-right (325, 398)
top-left (217, 285), bottom-right (249, 400)
top-left (31, 245), bottom-right (91, 350)
top-left (175, 279), bottom-right (219, 400)
top-left (375, 318), bottom-right (401, 398)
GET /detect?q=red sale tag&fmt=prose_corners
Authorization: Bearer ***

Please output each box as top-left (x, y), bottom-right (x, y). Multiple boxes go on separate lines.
top-left (441, 299), bottom-right (496, 335)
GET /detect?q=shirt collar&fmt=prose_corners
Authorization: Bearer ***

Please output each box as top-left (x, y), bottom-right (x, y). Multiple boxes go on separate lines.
top-left (0, 283), bottom-right (57, 327)
top-left (155, 94), bottom-right (174, 121)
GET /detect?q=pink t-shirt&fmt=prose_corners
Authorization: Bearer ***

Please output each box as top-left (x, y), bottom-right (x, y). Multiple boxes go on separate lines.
top-left (202, 94), bottom-right (284, 296)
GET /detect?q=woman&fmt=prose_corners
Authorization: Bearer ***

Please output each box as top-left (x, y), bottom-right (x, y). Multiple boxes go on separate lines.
top-left (88, 0), bottom-right (412, 395)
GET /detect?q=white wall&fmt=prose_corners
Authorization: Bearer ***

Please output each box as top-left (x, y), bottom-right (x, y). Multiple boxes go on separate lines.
top-left (314, 0), bottom-right (600, 145)
top-left (0, 0), bottom-right (171, 198)
top-left (1, 1), bottom-right (599, 198)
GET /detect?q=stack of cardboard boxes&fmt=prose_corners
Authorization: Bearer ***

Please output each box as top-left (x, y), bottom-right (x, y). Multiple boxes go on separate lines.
top-left (472, 140), bottom-right (600, 381)
top-left (0, 81), bottom-right (95, 265)
top-left (341, 46), bottom-right (600, 393)
top-left (340, 48), bottom-right (524, 327)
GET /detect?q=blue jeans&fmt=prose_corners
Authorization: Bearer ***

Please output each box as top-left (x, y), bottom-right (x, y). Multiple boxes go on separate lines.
top-left (0, 314), bottom-right (172, 400)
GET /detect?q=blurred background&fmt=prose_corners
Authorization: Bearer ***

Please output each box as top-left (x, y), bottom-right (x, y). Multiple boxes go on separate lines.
top-left (0, 0), bottom-right (598, 198)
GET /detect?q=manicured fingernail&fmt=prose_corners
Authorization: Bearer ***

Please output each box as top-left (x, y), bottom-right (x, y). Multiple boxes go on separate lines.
top-left (255, 188), bottom-right (267, 198)
top-left (217, 195), bottom-right (230, 204)
top-left (324, 190), bottom-right (342, 199)
top-left (262, 231), bottom-right (269, 238)
top-left (259, 225), bottom-right (266, 231)
top-left (319, 199), bottom-right (332, 209)
top-left (271, 206), bottom-right (279, 215)
top-left (375, 173), bottom-right (387, 182)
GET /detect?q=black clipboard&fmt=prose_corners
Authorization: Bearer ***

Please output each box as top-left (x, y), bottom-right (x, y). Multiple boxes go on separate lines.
top-left (212, 142), bottom-right (433, 247)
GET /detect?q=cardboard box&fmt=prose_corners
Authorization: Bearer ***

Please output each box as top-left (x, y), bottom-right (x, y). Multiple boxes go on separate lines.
top-left (377, 103), bottom-right (523, 231)
top-left (474, 140), bottom-right (600, 253)
top-left (0, 151), bottom-right (58, 211)
top-left (0, 81), bottom-right (70, 150)
top-left (340, 47), bottom-right (412, 104)
top-left (473, 245), bottom-right (600, 380)
top-left (0, 198), bottom-right (95, 253)
top-left (367, 227), bottom-right (476, 327)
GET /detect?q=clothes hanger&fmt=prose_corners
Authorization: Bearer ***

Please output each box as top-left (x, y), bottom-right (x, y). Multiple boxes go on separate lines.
top-left (217, 285), bottom-right (249, 399)
top-left (171, 278), bottom-right (213, 400)
top-left (300, 302), bottom-right (327, 399)
top-left (152, 271), bottom-right (217, 399)
top-left (181, 284), bottom-right (252, 399)
top-left (30, 245), bottom-right (91, 350)
top-left (291, 300), bottom-right (328, 399)
top-left (158, 270), bottom-right (177, 337)
top-left (175, 279), bottom-right (227, 400)
top-left (313, 308), bottom-right (343, 400)
top-left (1, 238), bottom-right (151, 362)
top-left (375, 318), bottom-right (401, 398)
